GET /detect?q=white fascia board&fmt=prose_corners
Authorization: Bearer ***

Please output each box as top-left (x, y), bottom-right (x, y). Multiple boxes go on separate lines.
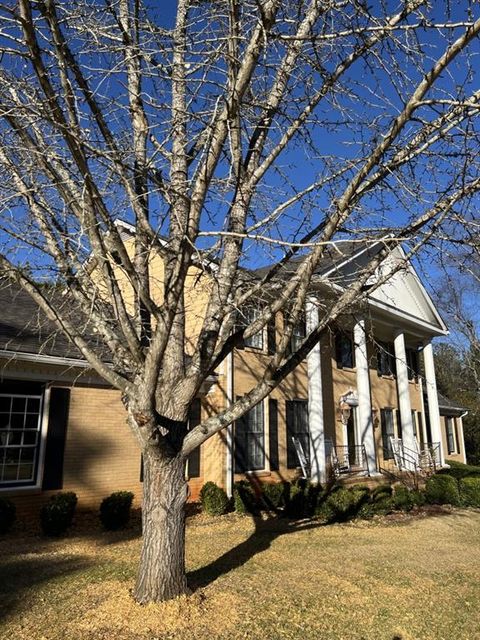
top-left (367, 297), bottom-right (449, 336)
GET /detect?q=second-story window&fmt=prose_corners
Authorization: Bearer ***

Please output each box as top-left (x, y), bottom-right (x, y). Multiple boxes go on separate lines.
top-left (335, 331), bottom-right (354, 369)
top-left (237, 306), bottom-right (264, 350)
top-left (289, 317), bottom-right (306, 354)
top-left (377, 341), bottom-right (396, 376)
top-left (406, 348), bottom-right (419, 380)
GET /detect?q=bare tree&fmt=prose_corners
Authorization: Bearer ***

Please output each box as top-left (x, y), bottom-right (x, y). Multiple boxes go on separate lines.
top-left (0, 0), bottom-right (480, 602)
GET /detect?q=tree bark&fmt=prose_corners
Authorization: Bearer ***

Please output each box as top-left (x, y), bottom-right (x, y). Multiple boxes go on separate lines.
top-left (134, 450), bottom-right (189, 603)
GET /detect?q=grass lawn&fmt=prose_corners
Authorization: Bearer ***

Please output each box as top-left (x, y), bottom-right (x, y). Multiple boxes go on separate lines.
top-left (1, 508), bottom-right (480, 640)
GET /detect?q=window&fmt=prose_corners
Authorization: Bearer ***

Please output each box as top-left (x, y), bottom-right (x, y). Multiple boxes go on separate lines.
top-left (234, 401), bottom-right (265, 472)
top-left (377, 341), bottom-right (396, 377)
top-left (446, 417), bottom-right (456, 454)
top-left (381, 408), bottom-right (395, 460)
top-left (236, 307), bottom-right (263, 349)
top-left (411, 410), bottom-right (418, 439)
top-left (406, 348), bottom-right (419, 380)
top-left (289, 317), bottom-right (306, 354)
top-left (286, 400), bottom-right (309, 469)
top-left (0, 393), bottom-right (43, 486)
top-left (335, 332), bottom-right (354, 369)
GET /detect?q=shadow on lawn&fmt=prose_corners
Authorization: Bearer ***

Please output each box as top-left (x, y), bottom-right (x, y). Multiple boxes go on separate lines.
top-left (188, 515), bottom-right (323, 590)
top-left (0, 554), bottom-right (93, 621)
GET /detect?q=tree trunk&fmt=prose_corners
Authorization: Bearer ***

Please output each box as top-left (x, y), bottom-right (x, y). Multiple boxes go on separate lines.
top-left (134, 451), bottom-right (190, 603)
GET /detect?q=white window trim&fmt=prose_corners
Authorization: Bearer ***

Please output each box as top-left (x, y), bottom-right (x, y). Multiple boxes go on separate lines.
top-left (0, 387), bottom-right (51, 493)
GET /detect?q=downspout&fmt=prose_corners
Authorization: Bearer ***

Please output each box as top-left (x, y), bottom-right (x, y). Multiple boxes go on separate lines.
top-left (225, 350), bottom-right (234, 497)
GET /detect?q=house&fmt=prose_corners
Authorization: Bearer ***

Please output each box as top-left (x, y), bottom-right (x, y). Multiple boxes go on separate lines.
top-left (0, 238), bottom-right (468, 514)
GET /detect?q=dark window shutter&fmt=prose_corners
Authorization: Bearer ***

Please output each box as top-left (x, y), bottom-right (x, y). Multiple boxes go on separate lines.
top-left (187, 399), bottom-right (202, 478)
top-left (234, 409), bottom-right (248, 473)
top-left (42, 387), bottom-right (70, 490)
top-left (335, 333), bottom-right (344, 369)
top-left (286, 401), bottom-right (296, 468)
top-left (267, 318), bottom-right (276, 355)
top-left (396, 409), bottom-right (402, 440)
top-left (268, 399), bottom-right (279, 471)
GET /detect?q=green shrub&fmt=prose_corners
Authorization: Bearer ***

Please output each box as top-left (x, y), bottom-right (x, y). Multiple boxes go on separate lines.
top-left (41, 492), bottom-right (78, 536)
top-left (283, 479), bottom-right (322, 519)
top-left (0, 498), bottom-right (16, 534)
top-left (233, 480), bottom-right (258, 515)
top-left (200, 482), bottom-right (229, 516)
top-left (425, 474), bottom-right (460, 506)
top-left (100, 491), bottom-right (134, 530)
top-left (321, 486), bottom-right (370, 523)
top-left (438, 460), bottom-right (480, 480)
top-left (261, 482), bottom-right (289, 511)
top-left (199, 482), bottom-right (229, 516)
top-left (459, 477), bottom-right (480, 507)
top-left (392, 485), bottom-right (425, 512)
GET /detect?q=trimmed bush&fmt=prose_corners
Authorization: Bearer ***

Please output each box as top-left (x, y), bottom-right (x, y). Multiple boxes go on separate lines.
top-left (425, 474), bottom-right (460, 506)
top-left (438, 460), bottom-right (480, 480)
top-left (233, 480), bottom-right (258, 515)
top-left (100, 491), bottom-right (134, 530)
top-left (41, 491), bottom-right (78, 536)
top-left (0, 497), bottom-right (16, 534)
top-left (320, 486), bottom-right (370, 523)
top-left (459, 477), bottom-right (480, 508)
top-left (199, 482), bottom-right (229, 516)
top-left (393, 485), bottom-right (417, 512)
top-left (261, 482), bottom-right (289, 511)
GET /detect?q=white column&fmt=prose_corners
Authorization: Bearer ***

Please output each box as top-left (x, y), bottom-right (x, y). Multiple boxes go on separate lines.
top-left (393, 331), bottom-right (416, 466)
top-left (353, 320), bottom-right (377, 475)
top-left (423, 340), bottom-right (445, 466)
top-left (306, 298), bottom-right (326, 484)
top-left (457, 415), bottom-right (467, 464)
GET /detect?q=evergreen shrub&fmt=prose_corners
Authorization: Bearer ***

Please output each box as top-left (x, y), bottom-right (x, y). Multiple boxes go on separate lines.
top-left (233, 480), bottom-right (258, 514)
top-left (425, 474), bottom-right (460, 506)
top-left (459, 477), bottom-right (480, 507)
top-left (261, 481), bottom-right (289, 510)
top-left (100, 491), bottom-right (134, 530)
top-left (41, 491), bottom-right (78, 536)
top-left (199, 482), bottom-right (229, 516)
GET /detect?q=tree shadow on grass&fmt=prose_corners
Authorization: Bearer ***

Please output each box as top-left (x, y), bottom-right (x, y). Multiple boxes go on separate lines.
top-left (187, 515), bottom-right (324, 591)
top-left (0, 554), bottom-right (93, 621)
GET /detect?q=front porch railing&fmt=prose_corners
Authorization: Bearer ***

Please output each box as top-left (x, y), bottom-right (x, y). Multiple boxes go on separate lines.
top-left (389, 438), bottom-right (441, 474)
top-left (326, 440), bottom-right (370, 477)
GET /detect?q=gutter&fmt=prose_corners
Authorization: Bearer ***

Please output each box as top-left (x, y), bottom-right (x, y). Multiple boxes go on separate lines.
top-left (0, 349), bottom-right (93, 369)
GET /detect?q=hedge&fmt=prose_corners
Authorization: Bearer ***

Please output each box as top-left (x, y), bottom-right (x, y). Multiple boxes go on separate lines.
top-left (425, 474), bottom-right (460, 506)
top-left (459, 477), bottom-right (480, 508)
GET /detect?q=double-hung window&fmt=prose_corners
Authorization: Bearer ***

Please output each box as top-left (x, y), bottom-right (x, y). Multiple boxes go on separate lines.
top-left (234, 401), bottom-right (265, 472)
top-left (381, 408), bottom-right (395, 460)
top-left (237, 307), bottom-right (264, 349)
top-left (335, 332), bottom-right (354, 369)
top-left (446, 417), bottom-right (456, 454)
top-left (0, 393), bottom-right (43, 486)
top-left (377, 342), bottom-right (396, 377)
top-left (286, 400), bottom-right (309, 469)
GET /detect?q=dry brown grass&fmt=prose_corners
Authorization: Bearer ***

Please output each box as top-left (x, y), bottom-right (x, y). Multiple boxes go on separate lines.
top-left (1, 508), bottom-right (480, 640)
